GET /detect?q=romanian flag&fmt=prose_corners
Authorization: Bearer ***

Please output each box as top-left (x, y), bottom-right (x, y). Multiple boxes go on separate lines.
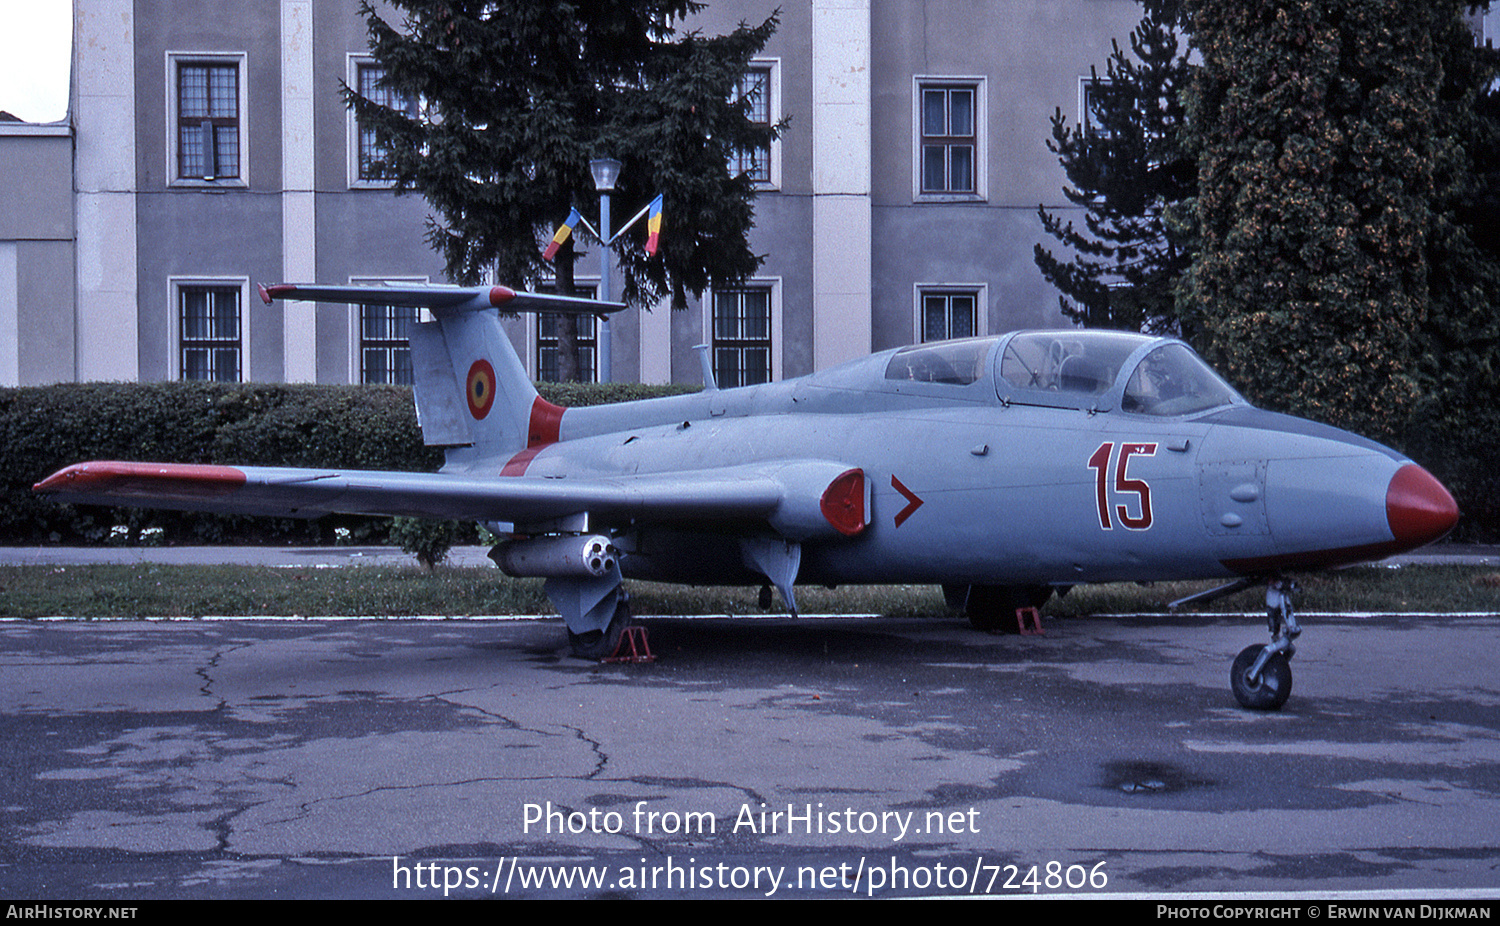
top-left (542, 208), bottom-right (581, 262)
top-left (644, 194), bottom-right (663, 257)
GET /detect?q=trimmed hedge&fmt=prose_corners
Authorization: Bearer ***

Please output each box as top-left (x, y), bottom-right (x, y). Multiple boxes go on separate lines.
top-left (3, 380), bottom-right (696, 545)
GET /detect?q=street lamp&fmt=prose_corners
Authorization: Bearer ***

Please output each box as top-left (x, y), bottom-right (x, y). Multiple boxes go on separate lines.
top-left (589, 158), bottom-right (622, 382)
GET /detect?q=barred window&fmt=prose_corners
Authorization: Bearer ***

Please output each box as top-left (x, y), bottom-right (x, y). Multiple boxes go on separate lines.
top-left (712, 288), bottom-right (772, 388)
top-left (180, 286), bottom-right (241, 381)
top-left (356, 63), bottom-right (417, 183)
top-left (537, 313), bottom-right (597, 383)
top-left (360, 303), bottom-right (418, 384)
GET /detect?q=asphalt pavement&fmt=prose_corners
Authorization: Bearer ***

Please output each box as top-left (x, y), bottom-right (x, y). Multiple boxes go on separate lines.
top-left (0, 611), bottom-right (1496, 899)
top-left (1, 543), bottom-right (1497, 900)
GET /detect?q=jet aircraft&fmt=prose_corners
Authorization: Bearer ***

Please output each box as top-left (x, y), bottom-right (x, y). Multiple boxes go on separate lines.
top-left (34, 282), bottom-right (1460, 710)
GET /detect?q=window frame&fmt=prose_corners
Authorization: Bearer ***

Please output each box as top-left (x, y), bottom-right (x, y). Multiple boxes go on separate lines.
top-left (912, 76), bottom-right (986, 202)
top-left (347, 55), bottom-right (420, 189)
top-left (170, 277), bottom-right (249, 381)
top-left (166, 52), bottom-right (248, 188)
top-left (1079, 75), bottom-right (1117, 139)
top-left (347, 276), bottom-right (430, 385)
top-left (706, 280), bottom-right (780, 389)
top-left (530, 279), bottom-right (600, 383)
top-left (727, 59), bottom-right (781, 190)
top-left (914, 284), bottom-right (987, 344)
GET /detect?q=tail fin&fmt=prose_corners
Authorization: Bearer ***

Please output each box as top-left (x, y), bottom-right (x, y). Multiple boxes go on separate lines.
top-left (408, 309), bottom-right (541, 457)
top-left (259, 282), bottom-right (623, 461)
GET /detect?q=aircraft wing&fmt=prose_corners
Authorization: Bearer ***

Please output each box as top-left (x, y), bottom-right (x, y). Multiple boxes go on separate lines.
top-left (33, 460), bottom-right (868, 540)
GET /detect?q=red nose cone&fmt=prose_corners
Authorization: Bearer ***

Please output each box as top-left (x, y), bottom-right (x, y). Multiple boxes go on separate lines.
top-left (1386, 464), bottom-right (1459, 549)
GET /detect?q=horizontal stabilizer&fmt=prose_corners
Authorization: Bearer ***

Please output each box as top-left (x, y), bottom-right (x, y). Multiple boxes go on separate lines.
top-left (258, 282), bottom-right (624, 316)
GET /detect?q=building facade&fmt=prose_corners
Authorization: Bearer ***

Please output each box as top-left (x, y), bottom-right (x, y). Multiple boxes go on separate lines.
top-left (9, 0), bottom-right (1161, 388)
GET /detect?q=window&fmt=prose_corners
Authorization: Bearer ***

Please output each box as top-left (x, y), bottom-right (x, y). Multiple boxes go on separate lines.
top-left (170, 55), bottom-right (246, 184)
top-left (914, 78), bottom-right (985, 200)
top-left (920, 290), bottom-right (980, 342)
top-left (178, 285), bottom-right (242, 381)
top-left (1080, 77), bottom-right (1116, 138)
top-left (352, 60), bottom-right (418, 185)
top-left (921, 86), bottom-right (973, 193)
top-left (359, 303), bottom-right (418, 384)
top-left (534, 282), bottom-right (598, 383)
top-left (712, 287), bottom-right (772, 388)
top-left (537, 313), bottom-right (597, 383)
top-left (729, 64), bottom-right (777, 185)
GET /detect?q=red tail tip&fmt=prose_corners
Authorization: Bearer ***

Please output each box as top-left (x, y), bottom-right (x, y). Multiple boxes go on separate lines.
top-left (258, 283), bottom-right (296, 305)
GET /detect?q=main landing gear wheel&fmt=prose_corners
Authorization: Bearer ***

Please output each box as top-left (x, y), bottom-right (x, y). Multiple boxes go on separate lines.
top-left (1230, 644), bottom-right (1292, 711)
top-left (568, 598), bottom-right (632, 660)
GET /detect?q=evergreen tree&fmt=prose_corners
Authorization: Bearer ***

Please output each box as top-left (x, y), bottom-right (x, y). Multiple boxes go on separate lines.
top-left (349, 1), bottom-right (778, 379)
top-left (1405, 4), bottom-right (1500, 538)
top-left (1178, 0), bottom-right (1458, 443)
top-left (1035, 0), bottom-right (1195, 334)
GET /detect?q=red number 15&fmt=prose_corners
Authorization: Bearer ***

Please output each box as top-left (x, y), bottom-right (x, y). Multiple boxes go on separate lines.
top-left (1088, 441), bottom-right (1158, 530)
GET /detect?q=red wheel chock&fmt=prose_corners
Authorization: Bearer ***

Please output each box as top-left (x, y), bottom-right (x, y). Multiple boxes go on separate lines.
top-left (1015, 607), bottom-right (1044, 635)
top-left (603, 625), bottom-right (655, 663)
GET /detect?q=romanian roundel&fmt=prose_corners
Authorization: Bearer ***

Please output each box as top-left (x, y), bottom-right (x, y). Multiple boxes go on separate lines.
top-left (466, 359), bottom-right (497, 420)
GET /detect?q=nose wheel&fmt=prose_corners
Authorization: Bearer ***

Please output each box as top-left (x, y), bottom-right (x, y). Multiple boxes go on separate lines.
top-left (1230, 577), bottom-right (1300, 710)
top-left (1170, 575), bottom-right (1303, 710)
top-left (1231, 643), bottom-right (1292, 709)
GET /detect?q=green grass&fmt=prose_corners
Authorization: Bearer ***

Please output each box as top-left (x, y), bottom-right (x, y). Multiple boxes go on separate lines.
top-left (0, 563), bottom-right (1496, 619)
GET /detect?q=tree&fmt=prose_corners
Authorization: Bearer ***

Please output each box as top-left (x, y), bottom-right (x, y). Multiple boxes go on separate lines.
top-left (1404, 3), bottom-right (1500, 538)
top-left (1034, 0), bottom-right (1196, 335)
top-left (349, 1), bottom-right (779, 379)
top-left (1178, 0), bottom-right (1466, 444)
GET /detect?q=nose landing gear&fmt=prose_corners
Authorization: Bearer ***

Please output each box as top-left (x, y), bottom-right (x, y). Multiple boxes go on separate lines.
top-left (1171, 575), bottom-right (1301, 711)
top-left (1229, 577), bottom-right (1300, 710)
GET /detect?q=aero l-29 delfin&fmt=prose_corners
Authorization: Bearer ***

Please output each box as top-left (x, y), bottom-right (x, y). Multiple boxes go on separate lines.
top-left (34, 283), bottom-right (1460, 710)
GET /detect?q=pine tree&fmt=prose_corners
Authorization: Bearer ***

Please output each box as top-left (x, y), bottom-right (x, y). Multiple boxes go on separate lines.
top-left (348, 1), bottom-right (779, 379)
top-left (1034, 0), bottom-right (1195, 334)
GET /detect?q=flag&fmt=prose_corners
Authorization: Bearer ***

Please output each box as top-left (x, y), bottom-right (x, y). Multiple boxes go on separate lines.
top-left (542, 208), bottom-right (581, 262)
top-left (644, 194), bottom-right (663, 257)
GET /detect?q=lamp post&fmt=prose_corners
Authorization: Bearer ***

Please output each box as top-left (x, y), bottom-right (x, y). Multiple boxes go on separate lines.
top-left (589, 157), bottom-right (622, 383)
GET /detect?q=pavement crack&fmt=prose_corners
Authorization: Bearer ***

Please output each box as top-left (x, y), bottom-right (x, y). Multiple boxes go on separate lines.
top-left (195, 642), bottom-right (251, 710)
top-left (561, 724), bottom-right (608, 780)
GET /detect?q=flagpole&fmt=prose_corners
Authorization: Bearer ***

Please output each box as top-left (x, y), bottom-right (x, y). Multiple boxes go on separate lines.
top-left (598, 180), bottom-right (613, 382)
top-left (611, 199), bottom-right (654, 239)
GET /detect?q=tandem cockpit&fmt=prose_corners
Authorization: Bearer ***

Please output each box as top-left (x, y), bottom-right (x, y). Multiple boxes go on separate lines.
top-left (883, 330), bottom-right (1244, 417)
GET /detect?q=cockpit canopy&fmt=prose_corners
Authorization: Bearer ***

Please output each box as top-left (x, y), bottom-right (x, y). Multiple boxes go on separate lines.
top-left (999, 331), bottom-right (1242, 414)
top-left (883, 330), bottom-right (1243, 416)
top-left (883, 338), bottom-right (991, 386)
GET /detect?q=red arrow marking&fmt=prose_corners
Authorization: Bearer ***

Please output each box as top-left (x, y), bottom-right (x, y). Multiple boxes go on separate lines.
top-left (891, 474), bottom-right (924, 528)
